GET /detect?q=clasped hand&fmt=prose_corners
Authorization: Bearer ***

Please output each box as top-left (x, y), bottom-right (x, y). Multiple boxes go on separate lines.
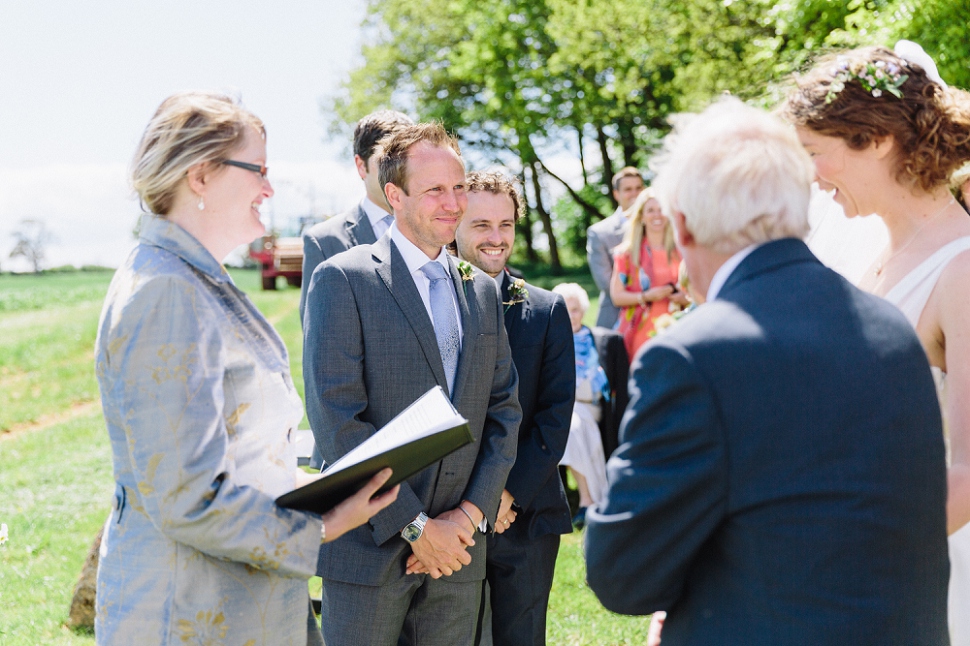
top-left (405, 514), bottom-right (475, 578)
top-left (407, 491), bottom-right (520, 577)
top-left (493, 488), bottom-right (516, 534)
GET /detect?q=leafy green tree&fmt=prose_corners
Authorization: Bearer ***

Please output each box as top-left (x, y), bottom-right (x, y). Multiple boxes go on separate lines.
top-left (325, 0), bottom-right (967, 272)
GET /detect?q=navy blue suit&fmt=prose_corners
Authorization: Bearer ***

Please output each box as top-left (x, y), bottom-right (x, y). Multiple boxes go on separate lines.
top-left (585, 239), bottom-right (949, 645)
top-left (483, 274), bottom-right (575, 646)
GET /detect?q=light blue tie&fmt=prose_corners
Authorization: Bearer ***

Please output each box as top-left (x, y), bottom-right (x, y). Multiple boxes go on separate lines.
top-left (378, 214), bottom-right (394, 237)
top-left (420, 261), bottom-right (460, 396)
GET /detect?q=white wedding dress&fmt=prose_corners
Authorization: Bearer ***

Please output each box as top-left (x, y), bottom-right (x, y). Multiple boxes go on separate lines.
top-left (882, 236), bottom-right (970, 646)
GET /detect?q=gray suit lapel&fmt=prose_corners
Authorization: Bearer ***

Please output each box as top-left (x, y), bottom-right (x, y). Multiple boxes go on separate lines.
top-left (449, 256), bottom-right (478, 401)
top-left (346, 204), bottom-right (378, 246)
top-left (373, 238), bottom-right (450, 392)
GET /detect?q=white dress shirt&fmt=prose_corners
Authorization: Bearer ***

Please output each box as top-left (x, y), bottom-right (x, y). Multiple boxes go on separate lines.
top-left (706, 243), bottom-right (760, 302)
top-left (389, 222), bottom-right (463, 347)
top-left (361, 197), bottom-right (394, 239)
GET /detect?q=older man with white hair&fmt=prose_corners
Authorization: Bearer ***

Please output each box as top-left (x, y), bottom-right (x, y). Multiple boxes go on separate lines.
top-left (584, 97), bottom-right (949, 646)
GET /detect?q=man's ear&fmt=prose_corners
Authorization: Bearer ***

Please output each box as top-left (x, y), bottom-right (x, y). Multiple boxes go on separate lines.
top-left (384, 181), bottom-right (404, 212)
top-left (354, 154), bottom-right (368, 180)
top-left (671, 211), bottom-right (694, 249)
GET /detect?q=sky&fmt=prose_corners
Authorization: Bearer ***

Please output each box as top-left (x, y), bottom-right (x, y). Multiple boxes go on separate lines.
top-left (0, 1), bottom-right (370, 270)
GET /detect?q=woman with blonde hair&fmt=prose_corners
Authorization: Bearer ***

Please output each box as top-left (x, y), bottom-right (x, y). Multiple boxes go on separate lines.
top-left (784, 42), bottom-right (970, 644)
top-left (94, 91), bottom-right (398, 645)
top-left (609, 187), bottom-right (690, 360)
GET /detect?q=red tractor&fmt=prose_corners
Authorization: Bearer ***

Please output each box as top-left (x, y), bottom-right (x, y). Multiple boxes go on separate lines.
top-left (250, 235), bottom-right (303, 290)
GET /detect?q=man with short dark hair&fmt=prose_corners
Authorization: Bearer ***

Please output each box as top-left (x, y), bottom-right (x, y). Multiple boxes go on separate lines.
top-left (454, 170), bottom-right (575, 646)
top-left (303, 123), bottom-right (521, 646)
top-left (300, 109), bottom-right (413, 320)
top-left (586, 166), bottom-right (644, 328)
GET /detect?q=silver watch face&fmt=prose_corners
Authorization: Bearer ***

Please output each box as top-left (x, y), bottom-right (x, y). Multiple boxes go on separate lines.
top-left (402, 522), bottom-right (422, 543)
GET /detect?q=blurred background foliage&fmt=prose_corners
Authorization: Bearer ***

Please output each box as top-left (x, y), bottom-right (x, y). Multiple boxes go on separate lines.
top-left (324, 0), bottom-right (970, 273)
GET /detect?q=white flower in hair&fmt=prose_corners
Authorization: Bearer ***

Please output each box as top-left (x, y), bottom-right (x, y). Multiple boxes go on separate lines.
top-left (894, 40), bottom-right (947, 88)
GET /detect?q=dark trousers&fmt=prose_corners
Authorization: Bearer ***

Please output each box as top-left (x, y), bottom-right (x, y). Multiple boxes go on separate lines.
top-left (480, 521), bottom-right (561, 646)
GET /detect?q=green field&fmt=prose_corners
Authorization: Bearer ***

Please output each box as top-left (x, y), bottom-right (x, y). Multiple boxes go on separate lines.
top-left (0, 269), bottom-right (648, 645)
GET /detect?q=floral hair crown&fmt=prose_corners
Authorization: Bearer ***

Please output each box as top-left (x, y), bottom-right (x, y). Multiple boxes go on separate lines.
top-left (825, 58), bottom-right (908, 104)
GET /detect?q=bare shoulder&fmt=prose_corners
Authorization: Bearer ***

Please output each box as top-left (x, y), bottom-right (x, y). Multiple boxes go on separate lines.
top-left (922, 246), bottom-right (970, 369)
top-left (935, 246), bottom-right (970, 302)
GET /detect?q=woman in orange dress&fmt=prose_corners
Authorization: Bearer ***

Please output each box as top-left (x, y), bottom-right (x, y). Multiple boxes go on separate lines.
top-left (609, 188), bottom-right (690, 360)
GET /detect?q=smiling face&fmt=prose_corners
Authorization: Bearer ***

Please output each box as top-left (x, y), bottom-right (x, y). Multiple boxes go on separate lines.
top-left (641, 197), bottom-right (667, 234)
top-left (455, 190), bottom-right (516, 277)
top-left (203, 127), bottom-right (273, 251)
top-left (614, 175), bottom-right (645, 211)
top-left (795, 126), bottom-right (891, 218)
top-left (386, 141), bottom-right (467, 258)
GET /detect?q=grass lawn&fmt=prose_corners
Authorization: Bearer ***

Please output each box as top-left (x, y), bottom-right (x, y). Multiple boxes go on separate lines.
top-left (0, 268), bottom-right (646, 645)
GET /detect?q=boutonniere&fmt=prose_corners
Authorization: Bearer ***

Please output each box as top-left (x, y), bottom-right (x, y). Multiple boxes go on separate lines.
top-left (503, 278), bottom-right (529, 312)
top-left (457, 260), bottom-right (474, 295)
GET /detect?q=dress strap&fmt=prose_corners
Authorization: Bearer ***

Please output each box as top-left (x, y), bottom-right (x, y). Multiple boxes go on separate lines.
top-left (883, 237), bottom-right (970, 327)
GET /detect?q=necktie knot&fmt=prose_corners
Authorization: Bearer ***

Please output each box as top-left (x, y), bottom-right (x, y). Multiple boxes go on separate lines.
top-left (420, 260), bottom-right (449, 282)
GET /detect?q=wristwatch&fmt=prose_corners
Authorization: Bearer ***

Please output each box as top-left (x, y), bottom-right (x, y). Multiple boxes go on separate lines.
top-left (401, 512), bottom-right (429, 543)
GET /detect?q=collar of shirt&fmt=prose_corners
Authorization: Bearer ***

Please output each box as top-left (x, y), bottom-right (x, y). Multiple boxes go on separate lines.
top-left (138, 214), bottom-right (231, 284)
top-left (706, 243), bottom-right (759, 302)
top-left (361, 197), bottom-right (393, 237)
top-left (389, 222), bottom-right (463, 345)
top-left (389, 222), bottom-right (450, 274)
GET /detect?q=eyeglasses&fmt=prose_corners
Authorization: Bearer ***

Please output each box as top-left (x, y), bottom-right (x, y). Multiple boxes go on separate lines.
top-left (222, 159), bottom-right (268, 178)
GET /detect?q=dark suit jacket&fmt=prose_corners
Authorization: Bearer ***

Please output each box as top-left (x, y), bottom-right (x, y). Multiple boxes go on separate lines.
top-left (590, 327), bottom-right (629, 459)
top-left (303, 236), bottom-right (521, 586)
top-left (300, 202), bottom-right (377, 321)
top-left (500, 274), bottom-right (575, 538)
top-left (585, 239), bottom-right (949, 645)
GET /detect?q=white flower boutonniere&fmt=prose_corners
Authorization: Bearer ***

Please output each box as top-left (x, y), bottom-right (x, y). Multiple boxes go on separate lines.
top-left (503, 278), bottom-right (529, 313)
top-left (458, 260), bottom-right (474, 295)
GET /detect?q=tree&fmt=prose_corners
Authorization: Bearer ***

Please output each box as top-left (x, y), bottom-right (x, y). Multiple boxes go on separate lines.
top-left (895, 0), bottom-right (970, 89)
top-left (9, 219), bottom-right (55, 273)
top-left (326, 0), bottom-right (967, 270)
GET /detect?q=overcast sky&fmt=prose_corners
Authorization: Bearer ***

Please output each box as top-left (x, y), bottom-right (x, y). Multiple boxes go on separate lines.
top-left (0, 1), bottom-right (370, 270)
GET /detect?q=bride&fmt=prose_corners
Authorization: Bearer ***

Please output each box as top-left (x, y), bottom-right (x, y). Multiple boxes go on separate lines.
top-left (784, 43), bottom-right (970, 643)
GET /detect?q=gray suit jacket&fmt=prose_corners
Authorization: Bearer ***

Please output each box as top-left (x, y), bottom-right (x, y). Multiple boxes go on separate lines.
top-left (586, 209), bottom-right (627, 328)
top-left (302, 236), bottom-right (522, 586)
top-left (299, 202), bottom-right (377, 321)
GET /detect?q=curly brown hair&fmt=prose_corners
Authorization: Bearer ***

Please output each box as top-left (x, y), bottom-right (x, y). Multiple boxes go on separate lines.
top-left (465, 170), bottom-right (524, 223)
top-left (782, 46), bottom-right (970, 193)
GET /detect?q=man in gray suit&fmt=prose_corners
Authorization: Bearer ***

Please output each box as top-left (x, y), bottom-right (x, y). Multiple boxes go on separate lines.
top-left (299, 109), bottom-right (413, 320)
top-left (586, 166), bottom-right (644, 328)
top-left (303, 122), bottom-right (522, 646)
